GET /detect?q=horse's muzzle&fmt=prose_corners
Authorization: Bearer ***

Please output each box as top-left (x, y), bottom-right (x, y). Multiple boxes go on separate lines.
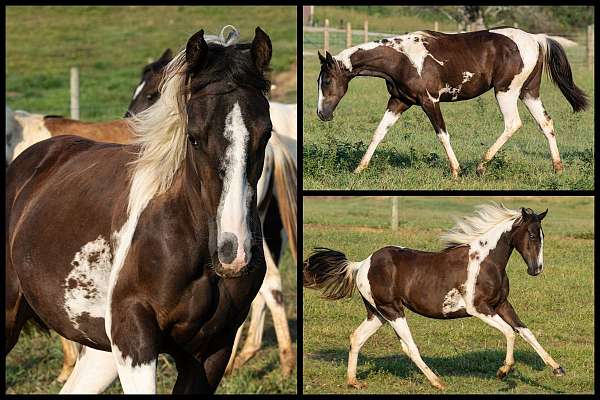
top-left (317, 110), bottom-right (333, 121)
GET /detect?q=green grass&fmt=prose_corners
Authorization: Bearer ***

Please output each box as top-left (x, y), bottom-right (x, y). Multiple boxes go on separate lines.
top-left (303, 196), bottom-right (594, 394)
top-left (303, 10), bottom-right (594, 190)
top-left (6, 6), bottom-right (297, 120)
top-left (6, 249), bottom-right (297, 394)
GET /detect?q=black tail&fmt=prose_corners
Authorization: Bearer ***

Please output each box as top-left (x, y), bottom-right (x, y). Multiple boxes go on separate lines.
top-left (303, 247), bottom-right (356, 300)
top-left (544, 37), bottom-right (588, 112)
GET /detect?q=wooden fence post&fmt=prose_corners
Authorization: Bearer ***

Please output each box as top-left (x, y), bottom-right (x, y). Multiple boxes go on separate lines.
top-left (434, 21), bottom-right (439, 32)
top-left (588, 25), bottom-right (594, 70)
top-left (391, 197), bottom-right (398, 231)
top-left (346, 21), bottom-right (352, 47)
top-left (70, 67), bottom-right (80, 120)
top-left (364, 19), bottom-right (368, 43)
top-left (324, 18), bottom-right (329, 53)
top-left (513, 22), bottom-right (519, 28)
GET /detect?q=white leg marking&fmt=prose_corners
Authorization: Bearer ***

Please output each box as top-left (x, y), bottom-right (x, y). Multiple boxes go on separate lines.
top-left (355, 110), bottom-right (400, 173)
top-left (217, 102), bottom-right (253, 269)
top-left (482, 90), bottom-right (522, 162)
top-left (64, 235), bottom-right (112, 331)
top-left (60, 346), bottom-right (117, 394)
top-left (522, 95), bottom-right (562, 170)
top-left (132, 81), bottom-right (146, 101)
top-left (347, 317), bottom-right (383, 385)
top-left (516, 327), bottom-right (560, 369)
top-left (112, 344), bottom-right (157, 394)
top-left (388, 317), bottom-right (444, 388)
top-left (437, 130), bottom-right (460, 175)
top-left (473, 313), bottom-right (516, 369)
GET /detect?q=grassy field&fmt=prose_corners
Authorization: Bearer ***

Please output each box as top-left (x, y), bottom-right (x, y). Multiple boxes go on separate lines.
top-left (6, 6), bottom-right (297, 120)
top-left (303, 11), bottom-right (594, 190)
top-left (303, 196), bottom-right (594, 394)
top-left (6, 249), bottom-right (297, 394)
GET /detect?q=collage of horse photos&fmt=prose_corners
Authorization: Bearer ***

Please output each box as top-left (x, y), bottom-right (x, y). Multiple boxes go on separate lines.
top-left (4, 4), bottom-right (594, 396)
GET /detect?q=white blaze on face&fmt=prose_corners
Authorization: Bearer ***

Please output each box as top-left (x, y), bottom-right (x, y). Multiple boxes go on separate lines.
top-left (537, 227), bottom-right (544, 268)
top-left (132, 81), bottom-right (146, 101)
top-left (217, 102), bottom-right (253, 268)
top-left (317, 74), bottom-right (324, 113)
top-left (64, 236), bottom-right (112, 329)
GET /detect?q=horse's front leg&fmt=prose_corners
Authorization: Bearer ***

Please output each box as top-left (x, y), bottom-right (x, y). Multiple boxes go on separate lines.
top-left (420, 97), bottom-right (460, 178)
top-left (109, 301), bottom-right (160, 393)
top-left (496, 300), bottom-right (564, 376)
top-left (56, 337), bottom-right (80, 383)
top-left (354, 98), bottom-right (410, 173)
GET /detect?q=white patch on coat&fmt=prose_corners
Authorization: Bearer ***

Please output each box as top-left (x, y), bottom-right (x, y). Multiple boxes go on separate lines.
top-left (354, 256), bottom-right (375, 307)
top-left (382, 33), bottom-right (445, 76)
top-left (334, 41), bottom-right (383, 71)
top-left (132, 81), bottom-right (146, 101)
top-left (489, 28), bottom-right (540, 92)
top-left (464, 217), bottom-right (519, 315)
top-left (112, 344), bottom-right (157, 393)
top-left (426, 83), bottom-right (461, 103)
top-left (462, 71), bottom-right (474, 83)
top-left (64, 236), bottom-right (113, 329)
top-left (442, 288), bottom-right (466, 315)
top-left (217, 102), bottom-right (253, 268)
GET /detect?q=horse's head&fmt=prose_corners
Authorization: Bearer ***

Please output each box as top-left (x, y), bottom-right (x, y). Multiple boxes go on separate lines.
top-left (125, 48), bottom-right (173, 117)
top-left (511, 208), bottom-right (548, 276)
top-left (184, 28), bottom-right (272, 278)
top-left (316, 50), bottom-right (349, 121)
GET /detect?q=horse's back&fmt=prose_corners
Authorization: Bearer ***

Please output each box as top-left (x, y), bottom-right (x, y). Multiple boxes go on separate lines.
top-left (44, 117), bottom-right (134, 144)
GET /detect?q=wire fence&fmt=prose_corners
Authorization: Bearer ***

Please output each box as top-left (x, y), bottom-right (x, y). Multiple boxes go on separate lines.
top-left (304, 20), bottom-right (594, 69)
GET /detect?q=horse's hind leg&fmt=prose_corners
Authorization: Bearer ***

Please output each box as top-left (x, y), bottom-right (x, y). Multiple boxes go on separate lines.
top-left (477, 89), bottom-right (522, 175)
top-left (230, 294), bottom-right (266, 371)
top-left (56, 337), bottom-right (80, 383)
top-left (354, 98), bottom-right (410, 174)
top-left (496, 301), bottom-right (564, 376)
top-left (6, 258), bottom-right (34, 353)
top-left (347, 299), bottom-right (383, 389)
top-left (59, 346), bottom-right (117, 394)
top-left (521, 94), bottom-right (563, 173)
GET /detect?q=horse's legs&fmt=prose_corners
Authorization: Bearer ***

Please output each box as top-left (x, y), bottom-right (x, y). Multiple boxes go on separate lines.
top-left (421, 99), bottom-right (460, 178)
top-left (354, 98), bottom-right (410, 174)
top-left (172, 351), bottom-right (208, 394)
top-left (59, 346), bottom-right (118, 394)
top-left (109, 301), bottom-right (160, 393)
top-left (224, 319), bottom-right (246, 375)
top-left (6, 257), bottom-right (34, 353)
top-left (387, 316), bottom-right (446, 390)
top-left (229, 294), bottom-right (266, 371)
top-left (203, 344), bottom-right (235, 393)
top-left (470, 304), bottom-right (517, 379)
top-left (521, 94), bottom-right (563, 173)
top-left (496, 300), bottom-right (564, 376)
top-left (477, 89), bottom-right (522, 175)
top-left (347, 314), bottom-right (383, 389)
top-left (56, 337), bottom-right (80, 383)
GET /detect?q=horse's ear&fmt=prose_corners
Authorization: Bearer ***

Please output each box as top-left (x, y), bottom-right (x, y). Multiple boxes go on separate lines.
top-left (318, 50), bottom-right (326, 64)
top-left (251, 27), bottom-right (272, 72)
top-left (159, 48), bottom-right (173, 63)
top-left (186, 30), bottom-right (208, 70)
top-left (521, 207), bottom-right (533, 220)
top-left (537, 209), bottom-right (548, 221)
top-left (325, 51), bottom-right (334, 65)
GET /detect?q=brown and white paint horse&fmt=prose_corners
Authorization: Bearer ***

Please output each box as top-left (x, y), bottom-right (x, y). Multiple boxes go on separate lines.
top-left (7, 27), bottom-right (273, 394)
top-left (304, 204), bottom-right (563, 390)
top-left (316, 27), bottom-right (588, 177)
top-left (126, 46), bottom-right (298, 376)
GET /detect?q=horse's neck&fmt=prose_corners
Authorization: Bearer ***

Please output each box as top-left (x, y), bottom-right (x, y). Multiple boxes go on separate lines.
top-left (484, 231), bottom-right (514, 272)
top-left (346, 47), bottom-right (397, 82)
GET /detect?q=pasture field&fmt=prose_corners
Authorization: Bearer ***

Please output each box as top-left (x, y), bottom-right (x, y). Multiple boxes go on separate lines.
top-left (303, 36), bottom-right (594, 190)
top-left (6, 5), bottom-right (297, 120)
top-left (6, 249), bottom-right (297, 394)
top-left (303, 196), bottom-right (594, 394)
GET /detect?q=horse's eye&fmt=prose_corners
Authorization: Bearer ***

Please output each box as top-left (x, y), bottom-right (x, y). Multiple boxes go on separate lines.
top-left (188, 135), bottom-right (199, 147)
top-left (146, 93), bottom-right (158, 101)
top-left (529, 233), bottom-right (535, 239)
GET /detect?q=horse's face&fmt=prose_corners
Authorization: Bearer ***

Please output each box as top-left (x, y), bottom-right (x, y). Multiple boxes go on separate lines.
top-left (185, 28), bottom-right (272, 278)
top-left (512, 208), bottom-right (548, 276)
top-left (125, 48), bottom-right (173, 117)
top-left (316, 51), bottom-right (349, 121)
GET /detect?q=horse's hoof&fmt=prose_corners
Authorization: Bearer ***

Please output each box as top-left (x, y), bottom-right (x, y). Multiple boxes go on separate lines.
top-left (431, 379), bottom-right (446, 390)
top-left (553, 161), bottom-right (564, 174)
top-left (353, 165), bottom-right (366, 174)
top-left (553, 366), bottom-right (565, 376)
top-left (476, 163), bottom-right (486, 176)
top-left (347, 379), bottom-right (367, 389)
top-left (496, 364), bottom-right (512, 379)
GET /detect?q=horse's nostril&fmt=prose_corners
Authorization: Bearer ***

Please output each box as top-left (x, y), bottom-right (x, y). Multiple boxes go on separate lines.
top-left (218, 232), bottom-right (238, 264)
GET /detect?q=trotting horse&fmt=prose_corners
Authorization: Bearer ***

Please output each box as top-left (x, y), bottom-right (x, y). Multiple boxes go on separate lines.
top-left (316, 27), bottom-right (588, 177)
top-left (304, 203), bottom-right (564, 390)
top-left (6, 27), bottom-right (273, 394)
top-left (126, 45), bottom-right (298, 376)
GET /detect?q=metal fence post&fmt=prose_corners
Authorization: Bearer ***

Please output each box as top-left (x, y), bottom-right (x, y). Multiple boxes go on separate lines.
top-left (324, 19), bottom-right (329, 53)
top-left (70, 67), bottom-right (79, 120)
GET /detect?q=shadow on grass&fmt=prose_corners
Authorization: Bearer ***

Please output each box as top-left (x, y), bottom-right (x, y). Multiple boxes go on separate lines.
top-left (308, 347), bottom-right (564, 393)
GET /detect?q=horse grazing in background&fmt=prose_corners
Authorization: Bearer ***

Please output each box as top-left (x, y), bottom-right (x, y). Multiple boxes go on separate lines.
top-left (304, 204), bottom-right (564, 390)
top-left (7, 27), bottom-right (273, 394)
top-left (126, 41), bottom-right (298, 377)
top-left (316, 27), bottom-right (589, 177)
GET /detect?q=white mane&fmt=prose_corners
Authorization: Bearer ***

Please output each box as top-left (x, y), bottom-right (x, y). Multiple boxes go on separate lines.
top-left (440, 203), bottom-right (522, 248)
